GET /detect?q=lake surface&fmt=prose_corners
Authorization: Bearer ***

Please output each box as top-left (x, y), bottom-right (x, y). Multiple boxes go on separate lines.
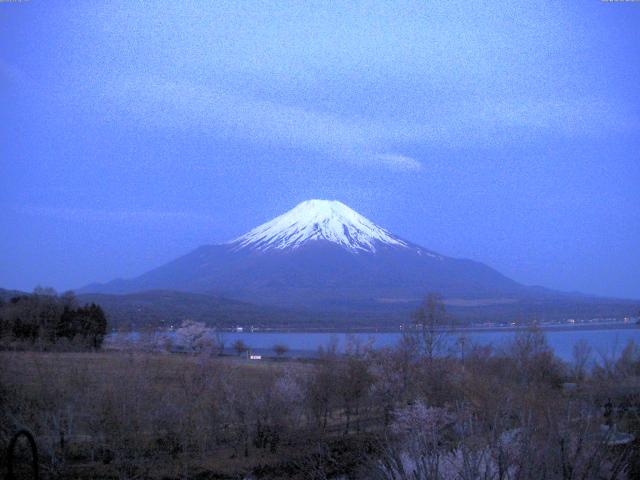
top-left (219, 328), bottom-right (639, 362)
top-left (111, 326), bottom-right (639, 362)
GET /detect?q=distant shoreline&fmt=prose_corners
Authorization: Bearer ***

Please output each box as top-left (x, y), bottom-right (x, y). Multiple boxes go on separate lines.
top-left (180, 321), bottom-right (639, 336)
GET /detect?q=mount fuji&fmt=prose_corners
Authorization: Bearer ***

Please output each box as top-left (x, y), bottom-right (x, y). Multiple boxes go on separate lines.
top-left (83, 200), bottom-right (529, 309)
top-left (231, 199), bottom-right (411, 253)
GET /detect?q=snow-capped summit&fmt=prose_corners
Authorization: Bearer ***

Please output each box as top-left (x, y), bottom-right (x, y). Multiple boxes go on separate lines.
top-left (82, 200), bottom-right (619, 319)
top-left (230, 199), bottom-right (409, 253)
top-left (84, 199), bottom-right (527, 308)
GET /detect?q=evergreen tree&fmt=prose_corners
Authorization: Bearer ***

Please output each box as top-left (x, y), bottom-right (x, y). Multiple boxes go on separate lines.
top-left (55, 305), bottom-right (77, 340)
top-left (0, 290), bottom-right (108, 349)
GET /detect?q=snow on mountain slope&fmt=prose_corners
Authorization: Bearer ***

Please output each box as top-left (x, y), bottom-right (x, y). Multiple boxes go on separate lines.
top-left (80, 200), bottom-right (634, 321)
top-left (230, 199), bottom-right (409, 253)
top-left (80, 199), bottom-right (535, 306)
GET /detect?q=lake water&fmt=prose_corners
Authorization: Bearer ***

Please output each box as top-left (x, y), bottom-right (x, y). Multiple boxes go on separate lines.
top-left (220, 328), bottom-right (639, 362)
top-left (111, 327), bottom-right (639, 362)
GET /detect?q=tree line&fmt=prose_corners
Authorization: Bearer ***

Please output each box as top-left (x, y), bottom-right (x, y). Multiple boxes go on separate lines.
top-left (0, 287), bottom-right (107, 350)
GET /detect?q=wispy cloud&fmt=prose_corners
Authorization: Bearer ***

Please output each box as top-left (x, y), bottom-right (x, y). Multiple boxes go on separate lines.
top-left (97, 77), bottom-right (424, 172)
top-left (15, 205), bottom-right (217, 225)
top-left (374, 153), bottom-right (422, 172)
top-left (83, 76), bottom-right (639, 172)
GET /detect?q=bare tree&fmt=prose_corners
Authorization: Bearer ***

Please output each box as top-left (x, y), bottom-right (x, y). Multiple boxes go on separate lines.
top-left (572, 338), bottom-right (592, 381)
top-left (612, 339), bottom-right (640, 378)
top-left (233, 338), bottom-right (248, 356)
top-left (213, 327), bottom-right (226, 355)
top-left (408, 293), bottom-right (450, 361)
top-left (504, 325), bottom-right (561, 386)
top-left (273, 343), bottom-right (289, 358)
top-left (337, 337), bottom-right (374, 433)
top-left (372, 402), bottom-right (453, 479)
top-left (305, 341), bottom-right (339, 431)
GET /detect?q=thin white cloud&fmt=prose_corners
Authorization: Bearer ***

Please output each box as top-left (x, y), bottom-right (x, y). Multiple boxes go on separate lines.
top-left (65, 76), bottom-right (638, 172)
top-left (15, 205), bottom-right (217, 225)
top-left (97, 77), bottom-right (426, 172)
top-left (374, 153), bottom-right (422, 172)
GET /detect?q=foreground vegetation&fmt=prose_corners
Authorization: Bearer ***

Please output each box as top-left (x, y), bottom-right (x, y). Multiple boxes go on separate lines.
top-left (1, 325), bottom-right (639, 479)
top-left (0, 288), bottom-right (107, 351)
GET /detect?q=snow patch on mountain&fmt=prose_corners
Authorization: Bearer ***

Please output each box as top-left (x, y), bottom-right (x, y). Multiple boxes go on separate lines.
top-left (230, 199), bottom-right (410, 253)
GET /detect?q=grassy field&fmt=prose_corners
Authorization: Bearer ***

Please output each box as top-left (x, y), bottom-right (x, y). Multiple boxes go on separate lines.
top-left (2, 332), bottom-right (640, 479)
top-left (0, 351), bottom-right (378, 479)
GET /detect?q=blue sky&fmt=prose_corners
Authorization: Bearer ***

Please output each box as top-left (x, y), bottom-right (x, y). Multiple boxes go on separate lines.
top-left (1, 1), bottom-right (639, 298)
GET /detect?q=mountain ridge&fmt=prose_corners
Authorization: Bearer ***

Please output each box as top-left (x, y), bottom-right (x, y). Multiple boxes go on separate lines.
top-left (5, 287), bottom-right (635, 330)
top-left (79, 200), bottom-right (638, 320)
top-left (81, 200), bottom-right (524, 305)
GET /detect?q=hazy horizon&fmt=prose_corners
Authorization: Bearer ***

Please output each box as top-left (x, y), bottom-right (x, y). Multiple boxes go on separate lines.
top-left (1, 1), bottom-right (639, 298)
